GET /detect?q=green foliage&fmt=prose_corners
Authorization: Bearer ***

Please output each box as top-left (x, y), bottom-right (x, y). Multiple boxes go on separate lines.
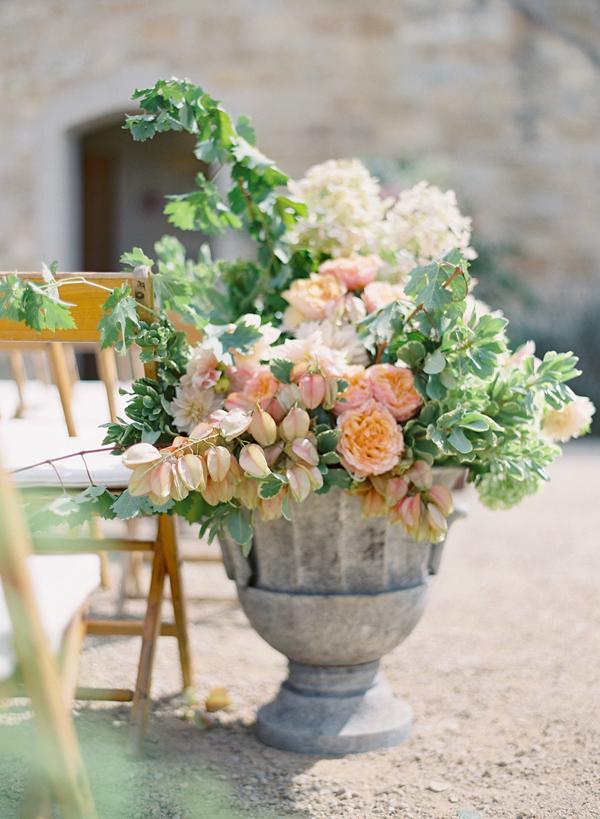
top-left (269, 359), bottom-right (293, 383)
top-left (26, 486), bottom-right (118, 534)
top-left (0, 265), bottom-right (76, 333)
top-left (98, 285), bottom-right (141, 353)
top-left (124, 78), bottom-right (305, 287)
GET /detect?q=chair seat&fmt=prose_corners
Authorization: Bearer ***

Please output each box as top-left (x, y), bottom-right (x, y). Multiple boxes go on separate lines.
top-left (0, 421), bottom-right (131, 489)
top-left (0, 553), bottom-right (100, 680)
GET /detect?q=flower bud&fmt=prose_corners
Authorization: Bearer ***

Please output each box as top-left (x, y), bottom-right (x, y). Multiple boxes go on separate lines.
top-left (298, 373), bottom-right (326, 409)
top-left (217, 408), bottom-right (252, 440)
top-left (277, 383), bottom-right (302, 412)
top-left (264, 441), bottom-right (284, 468)
top-left (427, 484), bottom-right (453, 517)
top-left (290, 437), bottom-right (319, 466)
top-left (122, 443), bottom-right (161, 470)
top-left (279, 407), bottom-right (310, 442)
top-left (398, 494), bottom-right (422, 529)
top-left (427, 503), bottom-right (448, 541)
top-left (405, 460), bottom-right (432, 491)
top-left (170, 465), bottom-right (189, 502)
top-left (386, 477), bottom-right (409, 505)
top-left (286, 464), bottom-right (312, 503)
top-left (305, 465), bottom-right (324, 491)
top-left (239, 444), bottom-right (271, 479)
top-left (360, 487), bottom-right (387, 518)
top-left (177, 454), bottom-right (207, 491)
top-left (206, 446), bottom-right (231, 482)
top-left (237, 476), bottom-right (260, 509)
top-left (258, 490), bottom-right (286, 521)
top-left (322, 377), bottom-right (340, 410)
top-left (249, 408), bottom-right (277, 447)
top-left (150, 461), bottom-right (173, 501)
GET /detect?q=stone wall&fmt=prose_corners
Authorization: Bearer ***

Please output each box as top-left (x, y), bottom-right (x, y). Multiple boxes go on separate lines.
top-left (0, 1), bottom-right (598, 326)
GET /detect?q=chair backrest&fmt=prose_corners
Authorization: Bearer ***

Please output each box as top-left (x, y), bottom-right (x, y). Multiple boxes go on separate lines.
top-left (0, 461), bottom-right (97, 817)
top-left (0, 271), bottom-right (154, 344)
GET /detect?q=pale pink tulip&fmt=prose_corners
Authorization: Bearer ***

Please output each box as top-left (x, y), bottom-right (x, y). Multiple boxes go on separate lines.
top-left (206, 446), bottom-right (231, 482)
top-left (290, 437), bottom-right (319, 467)
top-left (286, 463), bottom-right (312, 502)
top-left (405, 460), bottom-right (432, 491)
top-left (427, 484), bottom-right (453, 517)
top-left (263, 441), bottom-right (285, 468)
top-left (239, 444), bottom-right (271, 479)
top-left (298, 373), bottom-right (326, 409)
top-left (249, 408), bottom-right (277, 447)
top-left (279, 407), bottom-right (311, 442)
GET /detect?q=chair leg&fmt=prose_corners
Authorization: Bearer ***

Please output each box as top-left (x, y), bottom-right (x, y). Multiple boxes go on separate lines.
top-left (88, 517), bottom-right (111, 590)
top-left (159, 515), bottom-right (193, 691)
top-left (95, 347), bottom-right (119, 424)
top-left (131, 545), bottom-right (166, 752)
top-left (47, 343), bottom-right (76, 437)
top-left (9, 350), bottom-right (28, 418)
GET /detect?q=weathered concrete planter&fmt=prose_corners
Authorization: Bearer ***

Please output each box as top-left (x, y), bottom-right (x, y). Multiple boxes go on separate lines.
top-left (220, 470), bottom-right (464, 755)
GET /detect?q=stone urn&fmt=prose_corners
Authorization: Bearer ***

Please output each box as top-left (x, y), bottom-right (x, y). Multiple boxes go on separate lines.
top-left (220, 470), bottom-right (465, 755)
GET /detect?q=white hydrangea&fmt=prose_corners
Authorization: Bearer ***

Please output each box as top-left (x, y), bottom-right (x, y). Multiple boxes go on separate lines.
top-left (295, 319), bottom-right (369, 366)
top-left (383, 182), bottom-right (476, 265)
top-left (287, 159), bottom-right (389, 257)
top-left (542, 395), bottom-right (595, 443)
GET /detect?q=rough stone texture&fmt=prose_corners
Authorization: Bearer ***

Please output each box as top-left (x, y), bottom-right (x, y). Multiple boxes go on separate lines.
top-left (220, 486), bottom-right (455, 752)
top-left (0, 442), bottom-right (599, 816)
top-left (0, 0), bottom-right (599, 304)
top-left (256, 661), bottom-right (413, 755)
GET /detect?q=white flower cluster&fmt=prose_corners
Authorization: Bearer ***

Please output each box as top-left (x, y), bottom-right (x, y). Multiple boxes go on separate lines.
top-left (287, 159), bottom-right (388, 257)
top-left (382, 181), bottom-right (476, 265)
top-left (287, 161), bottom-right (475, 276)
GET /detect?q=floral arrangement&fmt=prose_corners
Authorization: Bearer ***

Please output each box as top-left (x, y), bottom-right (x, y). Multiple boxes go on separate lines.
top-left (4, 79), bottom-right (594, 552)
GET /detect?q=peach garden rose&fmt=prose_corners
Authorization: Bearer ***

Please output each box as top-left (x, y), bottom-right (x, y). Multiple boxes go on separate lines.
top-left (318, 254), bottom-right (382, 291)
top-left (366, 364), bottom-right (422, 422)
top-left (336, 398), bottom-right (404, 476)
top-left (282, 274), bottom-right (346, 329)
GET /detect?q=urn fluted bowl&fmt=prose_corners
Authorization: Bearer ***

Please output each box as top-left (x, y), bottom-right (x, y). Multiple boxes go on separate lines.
top-left (220, 475), bottom-right (464, 755)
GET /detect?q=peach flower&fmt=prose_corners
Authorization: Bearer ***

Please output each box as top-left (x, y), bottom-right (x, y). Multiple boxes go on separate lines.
top-left (542, 394), bottom-right (595, 443)
top-left (366, 364), bottom-right (422, 422)
top-left (225, 366), bottom-right (279, 411)
top-left (333, 366), bottom-right (372, 415)
top-left (337, 399), bottom-right (404, 476)
top-left (362, 281), bottom-right (408, 313)
top-left (319, 255), bottom-right (382, 291)
top-left (282, 274), bottom-right (346, 329)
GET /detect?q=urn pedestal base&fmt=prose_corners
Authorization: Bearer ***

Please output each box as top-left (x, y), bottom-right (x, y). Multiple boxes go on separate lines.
top-left (256, 660), bottom-right (413, 755)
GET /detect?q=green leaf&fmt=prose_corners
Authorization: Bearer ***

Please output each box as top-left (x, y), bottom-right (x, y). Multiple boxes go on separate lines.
top-left (316, 429), bottom-right (339, 453)
top-left (226, 507), bottom-right (253, 548)
top-left (258, 473), bottom-right (285, 500)
top-left (423, 349), bottom-right (446, 375)
top-left (236, 114), bottom-right (257, 145)
top-left (323, 469), bottom-right (352, 489)
top-left (98, 285), bottom-right (141, 353)
top-left (448, 427), bottom-right (473, 454)
top-left (120, 247), bottom-right (154, 271)
top-left (111, 490), bottom-right (153, 519)
top-left (270, 358), bottom-right (293, 383)
top-left (218, 319), bottom-right (262, 353)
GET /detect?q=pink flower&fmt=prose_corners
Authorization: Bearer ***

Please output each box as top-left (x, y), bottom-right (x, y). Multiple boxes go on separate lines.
top-left (182, 346), bottom-right (220, 390)
top-left (318, 254), bottom-right (382, 291)
top-left (298, 372), bottom-right (326, 409)
top-left (366, 364), bottom-right (422, 422)
top-left (282, 274), bottom-right (346, 329)
top-left (336, 399), bottom-right (404, 477)
top-left (225, 366), bottom-right (279, 411)
top-left (362, 281), bottom-right (408, 313)
top-left (123, 441), bottom-right (206, 505)
top-left (333, 366), bottom-right (372, 415)
top-left (239, 444), bottom-right (271, 479)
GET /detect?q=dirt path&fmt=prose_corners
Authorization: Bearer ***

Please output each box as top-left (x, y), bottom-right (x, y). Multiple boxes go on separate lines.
top-left (1, 442), bottom-right (599, 818)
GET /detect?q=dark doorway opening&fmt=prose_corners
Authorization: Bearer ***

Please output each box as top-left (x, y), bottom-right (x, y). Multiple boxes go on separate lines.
top-left (78, 117), bottom-right (207, 376)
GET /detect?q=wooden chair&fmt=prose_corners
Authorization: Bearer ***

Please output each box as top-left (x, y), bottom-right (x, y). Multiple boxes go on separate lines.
top-left (0, 460), bottom-right (98, 818)
top-left (0, 270), bottom-right (193, 750)
top-left (0, 342), bottom-right (121, 436)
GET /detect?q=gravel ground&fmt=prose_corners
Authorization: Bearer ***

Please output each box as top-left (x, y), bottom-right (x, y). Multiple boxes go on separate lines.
top-left (1, 441), bottom-right (599, 818)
